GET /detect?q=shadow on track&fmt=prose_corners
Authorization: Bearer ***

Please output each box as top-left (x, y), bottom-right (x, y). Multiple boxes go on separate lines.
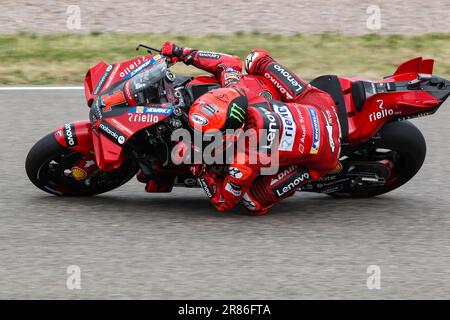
top-left (25, 190), bottom-right (419, 221)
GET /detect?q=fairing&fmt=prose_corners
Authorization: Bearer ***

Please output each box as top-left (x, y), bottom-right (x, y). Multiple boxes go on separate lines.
top-left (62, 56), bottom-right (449, 174)
top-left (336, 57), bottom-right (449, 143)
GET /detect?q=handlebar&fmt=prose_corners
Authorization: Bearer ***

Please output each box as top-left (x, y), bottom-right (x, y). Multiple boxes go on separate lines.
top-left (136, 43), bottom-right (162, 54)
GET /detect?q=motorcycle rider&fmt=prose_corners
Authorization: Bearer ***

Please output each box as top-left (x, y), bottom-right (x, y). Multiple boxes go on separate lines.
top-left (161, 41), bottom-right (342, 215)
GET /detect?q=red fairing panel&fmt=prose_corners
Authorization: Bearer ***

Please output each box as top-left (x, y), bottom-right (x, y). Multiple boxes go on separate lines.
top-left (84, 61), bottom-right (108, 107)
top-left (91, 128), bottom-right (125, 171)
top-left (337, 57), bottom-right (441, 144)
top-left (84, 55), bottom-right (154, 107)
top-left (356, 91), bottom-right (440, 141)
top-left (91, 104), bottom-right (173, 171)
top-left (54, 120), bottom-right (94, 157)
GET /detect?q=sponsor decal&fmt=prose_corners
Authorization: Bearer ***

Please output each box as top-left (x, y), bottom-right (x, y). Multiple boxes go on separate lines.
top-left (264, 72), bottom-right (292, 99)
top-left (109, 118), bottom-right (133, 136)
top-left (98, 121), bottom-right (127, 145)
top-left (55, 130), bottom-right (63, 137)
top-left (266, 63), bottom-right (304, 98)
top-left (93, 64), bottom-right (114, 95)
top-left (273, 170), bottom-right (310, 198)
top-left (293, 105), bottom-right (307, 154)
top-left (103, 63), bottom-right (121, 90)
top-left (223, 68), bottom-right (241, 86)
top-left (122, 55), bottom-right (161, 80)
top-left (202, 104), bottom-right (216, 117)
top-left (323, 110), bottom-right (335, 152)
top-left (298, 144), bottom-right (305, 153)
top-left (259, 107), bottom-right (279, 153)
top-left (120, 56), bottom-right (150, 79)
top-left (191, 113), bottom-right (209, 126)
top-left (71, 167), bottom-right (87, 180)
top-left (308, 107), bottom-right (320, 154)
top-left (197, 51), bottom-right (221, 60)
top-left (369, 99), bottom-right (394, 122)
top-left (229, 103), bottom-right (246, 123)
top-left (134, 106), bottom-right (144, 114)
top-left (229, 166), bottom-right (243, 179)
top-left (128, 113), bottom-right (160, 124)
top-left (273, 104), bottom-right (296, 151)
top-left (270, 165), bottom-right (297, 186)
top-left (198, 177), bottom-right (213, 198)
top-left (128, 106), bottom-right (173, 115)
top-left (224, 180), bottom-right (242, 197)
top-left (63, 123), bottom-right (78, 147)
top-left (242, 193), bottom-right (256, 211)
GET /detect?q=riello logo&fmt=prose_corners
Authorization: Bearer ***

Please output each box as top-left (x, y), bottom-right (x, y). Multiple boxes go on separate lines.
top-left (369, 100), bottom-right (394, 122)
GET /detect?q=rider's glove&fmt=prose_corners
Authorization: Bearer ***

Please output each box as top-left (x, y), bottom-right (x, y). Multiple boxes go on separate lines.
top-left (161, 41), bottom-right (195, 65)
top-left (245, 49), bottom-right (272, 75)
top-left (162, 41), bottom-right (182, 60)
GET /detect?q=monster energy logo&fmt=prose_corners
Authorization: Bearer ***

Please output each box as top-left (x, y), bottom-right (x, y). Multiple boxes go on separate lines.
top-left (229, 103), bottom-right (246, 123)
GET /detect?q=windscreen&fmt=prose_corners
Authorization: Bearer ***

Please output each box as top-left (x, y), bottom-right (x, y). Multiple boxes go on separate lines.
top-left (130, 56), bottom-right (167, 94)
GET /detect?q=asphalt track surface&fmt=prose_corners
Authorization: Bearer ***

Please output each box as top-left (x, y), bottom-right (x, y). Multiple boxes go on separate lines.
top-left (0, 89), bottom-right (450, 299)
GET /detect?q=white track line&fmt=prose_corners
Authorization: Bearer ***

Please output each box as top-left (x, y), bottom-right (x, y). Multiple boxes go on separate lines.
top-left (0, 86), bottom-right (83, 91)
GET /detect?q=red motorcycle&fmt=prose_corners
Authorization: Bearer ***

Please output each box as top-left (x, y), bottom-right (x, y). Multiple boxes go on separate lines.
top-left (26, 44), bottom-right (450, 198)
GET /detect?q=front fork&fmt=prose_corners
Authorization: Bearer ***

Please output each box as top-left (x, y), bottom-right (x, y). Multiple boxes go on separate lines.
top-left (54, 120), bottom-right (97, 182)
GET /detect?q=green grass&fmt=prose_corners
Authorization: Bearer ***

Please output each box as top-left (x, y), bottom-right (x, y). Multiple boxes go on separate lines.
top-left (1, 32), bottom-right (450, 84)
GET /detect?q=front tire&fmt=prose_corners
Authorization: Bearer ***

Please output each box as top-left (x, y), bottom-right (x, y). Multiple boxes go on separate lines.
top-left (26, 133), bottom-right (137, 196)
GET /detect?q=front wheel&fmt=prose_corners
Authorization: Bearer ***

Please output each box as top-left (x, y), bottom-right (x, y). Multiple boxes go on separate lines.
top-left (25, 133), bottom-right (138, 196)
top-left (330, 120), bottom-right (427, 197)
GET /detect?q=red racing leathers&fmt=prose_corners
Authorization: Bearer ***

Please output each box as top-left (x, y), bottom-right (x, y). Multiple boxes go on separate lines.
top-left (164, 43), bottom-right (341, 214)
top-left (217, 97), bottom-right (341, 214)
top-left (161, 42), bottom-right (282, 101)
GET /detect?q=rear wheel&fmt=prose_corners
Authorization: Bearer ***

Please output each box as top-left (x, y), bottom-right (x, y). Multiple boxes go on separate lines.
top-left (330, 120), bottom-right (426, 197)
top-left (26, 133), bottom-right (137, 196)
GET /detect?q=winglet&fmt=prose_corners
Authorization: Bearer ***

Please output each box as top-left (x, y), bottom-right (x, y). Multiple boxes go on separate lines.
top-left (419, 59), bottom-right (434, 75)
top-left (393, 57), bottom-right (423, 76)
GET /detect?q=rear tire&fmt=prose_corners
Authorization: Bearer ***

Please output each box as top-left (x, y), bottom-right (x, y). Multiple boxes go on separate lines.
top-left (26, 133), bottom-right (137, 196)
top-left (330, 120), bottom-right (426, 197)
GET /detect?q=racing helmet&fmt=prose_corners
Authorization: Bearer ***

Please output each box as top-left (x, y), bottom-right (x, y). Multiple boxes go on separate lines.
top-left (188, 87), bottom-right (248, 134)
